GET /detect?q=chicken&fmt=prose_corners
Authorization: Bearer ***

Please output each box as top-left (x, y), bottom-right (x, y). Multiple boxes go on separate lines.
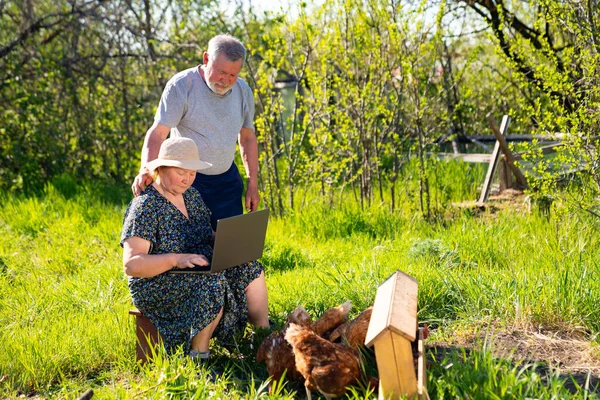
top-left (256, 306), bottom-right (312, 384)
top-left (283, 304), bottom-right (313, 331)
top-left (329, 306), bottom-right (373, 348)
top-left (285, 322), bottom-right (361, 400)
top-left (256, 330), bottom-right (303, 383)
top-left (311, 300), bottom-right (352, 337)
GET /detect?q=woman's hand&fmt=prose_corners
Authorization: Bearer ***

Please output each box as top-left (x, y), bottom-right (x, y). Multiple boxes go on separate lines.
top-left (124, 237), bottom-right (210, 277)
top-left (176, 254), bottom-right (209, 269)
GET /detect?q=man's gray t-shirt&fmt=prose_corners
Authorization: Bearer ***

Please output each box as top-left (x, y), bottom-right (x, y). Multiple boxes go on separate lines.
top-left (154, 65), bottom-right (255, 175)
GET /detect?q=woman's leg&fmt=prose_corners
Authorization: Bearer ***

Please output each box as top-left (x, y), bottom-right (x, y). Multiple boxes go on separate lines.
top-left (190, 307), bottom-right (224, 352)
top-left (245, 271), bottom-right (269, 328)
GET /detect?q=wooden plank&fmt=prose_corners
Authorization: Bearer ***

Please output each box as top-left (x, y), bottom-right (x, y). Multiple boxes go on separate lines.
top-left (498, 159), bottom-right (514, 191)
top-left (365, 271), bottom-right (418, 346)
top-left (392, 332), bottom-right (418, 397)
top-left (366, 273), bottom-right (397, 347)
top-left (486, 113), bottom-right (528, 189)
top-left (375, 331), bottom-right (400, 400)
top-left (437, 153), bottom-right (492, 163)
top-left (417, 327), bottom-right (430, 400)
top-left (375, 330), bottom-right (417, 399)
top-left (464, 133), bottom-right (568, 142)
top-left (477, 115), bottom-right (510, 203)
top-left (388, 273), bottom-right (418, 341)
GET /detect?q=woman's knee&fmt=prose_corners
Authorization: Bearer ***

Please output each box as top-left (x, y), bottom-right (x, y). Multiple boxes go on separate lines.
top-left (247, 271), bottom-right (266, 291)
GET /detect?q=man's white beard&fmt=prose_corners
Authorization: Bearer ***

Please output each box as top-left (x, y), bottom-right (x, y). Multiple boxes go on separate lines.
top-left (206, 80), bottom-right (231, 96)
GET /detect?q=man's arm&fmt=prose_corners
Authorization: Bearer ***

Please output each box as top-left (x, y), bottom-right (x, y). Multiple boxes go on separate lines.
top-left (131, 122), bottom-right (171, 196)
top-left (238, 127), bottom-right (260, 211)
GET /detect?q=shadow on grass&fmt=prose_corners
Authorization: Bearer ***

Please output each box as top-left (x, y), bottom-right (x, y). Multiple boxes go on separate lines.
top-left (261, 243), bottom-right (315, 272)
top-left (49, 174), bottom-right (132, 205)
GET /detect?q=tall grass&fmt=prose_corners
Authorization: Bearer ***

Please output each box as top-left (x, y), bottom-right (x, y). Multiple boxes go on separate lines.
top-left (263, 195), bottom-right (600, 334)
top-left (0, 181), bottom-right (134, 395)
top-left (0, 165), bottom-right (599, 398)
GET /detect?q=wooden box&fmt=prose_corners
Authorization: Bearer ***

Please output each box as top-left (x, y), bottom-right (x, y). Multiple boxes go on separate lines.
top-left (365, 271), bottom-right (429, 399)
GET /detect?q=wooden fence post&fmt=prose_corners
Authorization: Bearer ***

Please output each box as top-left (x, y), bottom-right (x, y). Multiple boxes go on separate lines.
top-left (478, 115), bottom-right (511, 203)
top-left (498, 159), bottom-right (515, 191)
top-left (486, 114), bottom-right (528, 190)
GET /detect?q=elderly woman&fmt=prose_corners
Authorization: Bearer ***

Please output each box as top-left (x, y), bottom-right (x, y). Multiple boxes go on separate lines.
top-left (121, 137), bottom-right (269, 360)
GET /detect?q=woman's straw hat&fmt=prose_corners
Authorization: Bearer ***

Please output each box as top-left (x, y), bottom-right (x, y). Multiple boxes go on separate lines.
top-left (145, 137), bottom-right (212, 172)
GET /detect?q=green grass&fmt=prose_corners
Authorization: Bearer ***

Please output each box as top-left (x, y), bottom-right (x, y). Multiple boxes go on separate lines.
top-left (0, 169), bottom-right (599, 398)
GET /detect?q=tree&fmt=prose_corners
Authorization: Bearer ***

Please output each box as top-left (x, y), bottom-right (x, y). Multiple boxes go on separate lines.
top-left (453, 0), bottom-right (600, 214)
top-left (0, 0), bottom-right (231, 192)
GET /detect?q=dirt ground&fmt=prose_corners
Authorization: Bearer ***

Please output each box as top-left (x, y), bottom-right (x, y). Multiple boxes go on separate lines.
top-left (428, 327), bottom-right (600, 393)
top-left (450, 188), bottom-right (534, 217)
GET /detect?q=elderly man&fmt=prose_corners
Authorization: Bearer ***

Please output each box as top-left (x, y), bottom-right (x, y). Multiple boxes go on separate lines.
top-left (132, 34), bottom-right (259, 229)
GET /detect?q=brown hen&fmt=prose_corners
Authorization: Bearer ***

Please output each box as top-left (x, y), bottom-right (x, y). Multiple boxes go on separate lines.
top-left (311, 300), bottom-right (352, 337)
top-left (329, 306), bottom-right (373, 348)
top-left (284, 304), bottom-right (313, 331)
top-left (285, 322), bottom-right (361, 400)
top-left (256, 305), bottom-right (312, 384)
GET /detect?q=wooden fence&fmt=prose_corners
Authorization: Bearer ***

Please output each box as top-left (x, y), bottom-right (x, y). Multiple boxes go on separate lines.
top-left (438, 114), bottom-right (581, 204)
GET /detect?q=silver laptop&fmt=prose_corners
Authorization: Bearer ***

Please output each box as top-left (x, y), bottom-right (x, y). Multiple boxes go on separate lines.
top-left (169, 209), bottom-right (269, 274)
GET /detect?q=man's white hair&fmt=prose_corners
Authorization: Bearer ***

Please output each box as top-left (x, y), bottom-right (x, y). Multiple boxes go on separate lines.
top-left (207, 34), bottom-right (246, 62)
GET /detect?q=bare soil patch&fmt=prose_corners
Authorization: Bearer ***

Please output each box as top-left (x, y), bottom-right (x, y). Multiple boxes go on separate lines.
top-left (451, 188), bottom-right (530, 215)
top-left (428, 327), bottom-right (600, 393)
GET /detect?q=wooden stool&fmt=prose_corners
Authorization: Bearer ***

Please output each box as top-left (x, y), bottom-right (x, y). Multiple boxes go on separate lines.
top-left (129, 309), bottom-right (162, 364)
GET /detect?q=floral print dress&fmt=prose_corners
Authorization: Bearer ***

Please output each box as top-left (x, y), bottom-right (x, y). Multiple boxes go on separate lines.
top-left (121, 185), bottom-right (263, 353)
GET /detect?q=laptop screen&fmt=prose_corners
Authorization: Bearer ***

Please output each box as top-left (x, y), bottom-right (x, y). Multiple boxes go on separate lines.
top-left (169, 209), bottom-right (269, 274)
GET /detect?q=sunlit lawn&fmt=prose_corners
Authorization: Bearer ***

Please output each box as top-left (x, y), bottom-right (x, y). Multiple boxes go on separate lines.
top-left (0, 170), bottom-right (599, 398)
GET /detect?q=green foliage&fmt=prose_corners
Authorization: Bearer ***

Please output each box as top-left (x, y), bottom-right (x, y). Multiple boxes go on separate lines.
top-left (455, 0), bottom-right (600, 215)
top-left (3, 0), bottom-right (600, 223)
top-left (243, 0), bottom-right (468, 216)
top-left (0, 0), bottom-right (235, 194)
top-left (3, 0), bottom-right (600, 397)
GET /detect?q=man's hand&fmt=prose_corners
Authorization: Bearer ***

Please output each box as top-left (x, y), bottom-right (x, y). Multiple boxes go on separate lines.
top-left (132, 171), bottom-right (154, 197)
top-left (245, 182), bottom-right (260, 212)
top-left (238, 128), bottom-right (259, 211)
top-left (133, 122), bottom-right (171, 196)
